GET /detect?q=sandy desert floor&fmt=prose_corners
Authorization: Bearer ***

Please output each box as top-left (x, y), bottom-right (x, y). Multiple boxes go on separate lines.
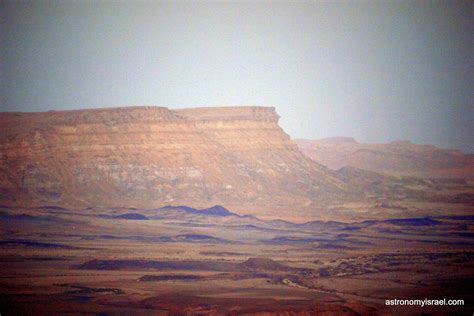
top-left (0, 205), bottom-right (473, 315)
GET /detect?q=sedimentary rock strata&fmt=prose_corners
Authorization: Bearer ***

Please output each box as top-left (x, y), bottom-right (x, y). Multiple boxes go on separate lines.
top-left (0, 106), bottom-right (345, 217)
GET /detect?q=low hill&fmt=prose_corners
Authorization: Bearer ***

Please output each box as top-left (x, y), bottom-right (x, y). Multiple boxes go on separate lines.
top-left (296, 138), bottom-right (474, 179)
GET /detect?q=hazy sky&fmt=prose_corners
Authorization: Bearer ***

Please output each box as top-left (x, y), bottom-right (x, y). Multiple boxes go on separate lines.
top-left (1, 1), bottom-right (472, 152)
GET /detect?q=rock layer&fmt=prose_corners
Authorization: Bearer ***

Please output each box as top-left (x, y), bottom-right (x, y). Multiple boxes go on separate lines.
top-left (0, 106), bottom-right (346, 218)
top-left (296, 138), bottom-right (474, 179)
top-left (2, 107), bottom-right (472, 221)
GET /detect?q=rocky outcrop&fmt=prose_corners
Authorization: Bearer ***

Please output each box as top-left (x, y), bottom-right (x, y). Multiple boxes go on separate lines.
top-left (2, 107), bottom-right (472, 221)
top-left (296, 138), bottom-right (474, 179)
top-left (0, 106), bottom-right (347, 218)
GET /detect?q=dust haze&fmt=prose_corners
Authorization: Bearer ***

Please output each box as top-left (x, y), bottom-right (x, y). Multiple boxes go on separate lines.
top-left (0, 2), bottom-right (473, 315)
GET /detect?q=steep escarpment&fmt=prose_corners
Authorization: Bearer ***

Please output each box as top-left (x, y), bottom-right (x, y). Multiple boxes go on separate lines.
top-left (296, 138), bottom-right (474, 179)
top-left (2, 107), bottom-right (472, 221)
top-left (0, 106), bottom-right (348, 219)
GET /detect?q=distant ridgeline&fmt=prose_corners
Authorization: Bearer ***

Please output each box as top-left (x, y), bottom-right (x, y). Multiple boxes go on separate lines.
top-left (296, 138), bottom-right (474, 179)
top-left (0, 106), bottom-right (472, 220)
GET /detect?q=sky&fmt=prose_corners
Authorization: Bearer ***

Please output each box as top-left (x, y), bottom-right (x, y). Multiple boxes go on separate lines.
top-left (1, 1), bottom-right (472, 152)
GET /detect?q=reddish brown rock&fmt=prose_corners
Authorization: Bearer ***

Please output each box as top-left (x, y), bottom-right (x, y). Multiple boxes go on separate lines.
top-left (0, 106), bottom-right (346, 219)
top-left (1, 107), bottom-right (472, 221)
top-left (296, 137), bottom-right (474, 179)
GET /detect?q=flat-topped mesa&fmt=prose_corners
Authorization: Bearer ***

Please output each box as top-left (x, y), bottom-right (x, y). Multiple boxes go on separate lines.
top-left (174, 106), bottom-right (287, 145)
top-left (175, 106), bottom-right (280, 123)
top-left (0, 106), bottom-right (180, 141)
top-left (2, 105), bottom-right (343, 217)
top-left (0, 106), bottom-right (280, 139)
top-left (49, 105), bottom-right (280, 124)
top-left (58, 106), bottom-right (180, 124)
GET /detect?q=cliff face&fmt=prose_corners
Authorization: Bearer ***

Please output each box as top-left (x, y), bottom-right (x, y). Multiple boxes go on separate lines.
top-left (0, 106), bottom-right (346, 218)
top-left (296, 138), bottom-right (474, 179)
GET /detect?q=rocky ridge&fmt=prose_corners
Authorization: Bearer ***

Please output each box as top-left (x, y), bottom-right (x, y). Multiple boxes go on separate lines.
top-left (1, 106), bottom-right (472, 221)
top-left (0, 106), bottom-right (347, 219)
top-left (296, 137), bottom-right (474, 179)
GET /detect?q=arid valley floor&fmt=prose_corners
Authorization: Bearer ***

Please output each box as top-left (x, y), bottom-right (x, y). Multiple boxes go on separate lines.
top-left (1, 205), bottom-right (473, 315)
top-left (1, 106), bottom-right (473, 315)
top-left (3, 0), bottom-right (474, 313)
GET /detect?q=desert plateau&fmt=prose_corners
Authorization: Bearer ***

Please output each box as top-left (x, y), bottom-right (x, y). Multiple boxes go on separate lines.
top-left (2, 1), bottom-right (472, 314)
top-left (0, 106), bottom-right (473, 315)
